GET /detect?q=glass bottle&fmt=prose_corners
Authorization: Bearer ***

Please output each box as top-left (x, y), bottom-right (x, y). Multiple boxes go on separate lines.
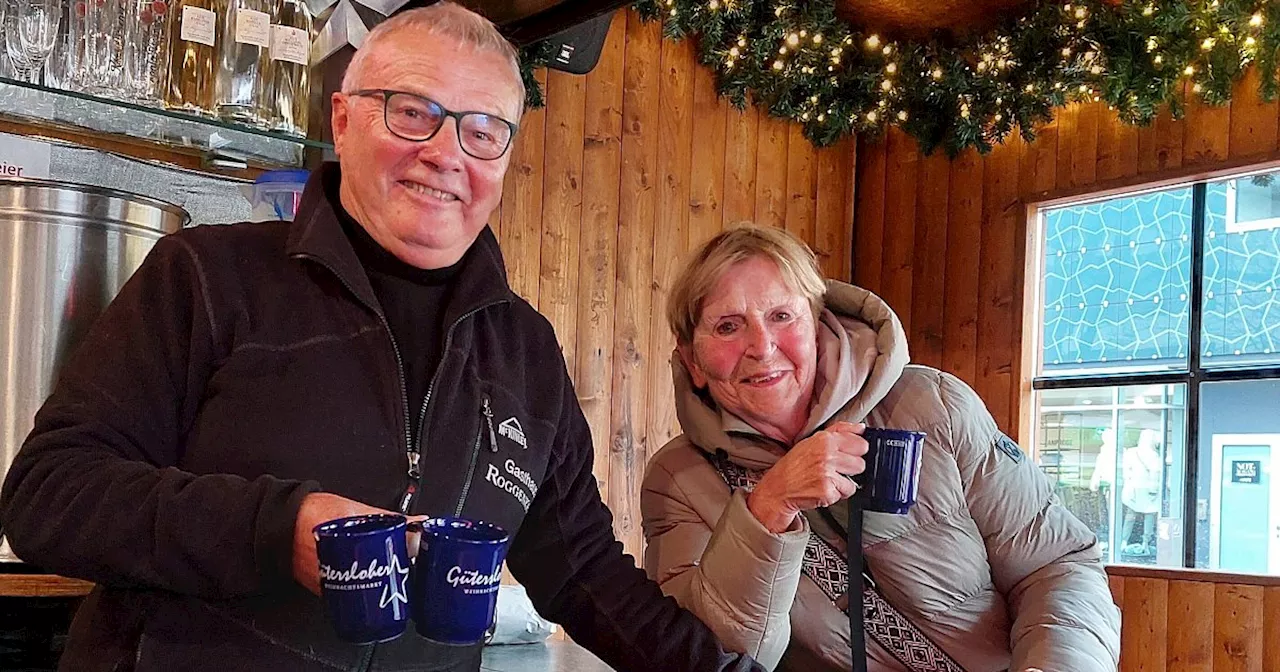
top-left (214, 0), bottom-right (270, 126)
top-left (164, 0), bottom-right (218, 115)
top-left (123, 0), bottom-right (169, 103)
top-left (266, 0), bottom-right (309, 136)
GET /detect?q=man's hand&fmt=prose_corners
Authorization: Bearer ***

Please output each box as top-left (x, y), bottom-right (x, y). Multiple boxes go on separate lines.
top-left (746, 422), bottom-right (869, 534)
top-left (292, 493), bottom-right (397, 595)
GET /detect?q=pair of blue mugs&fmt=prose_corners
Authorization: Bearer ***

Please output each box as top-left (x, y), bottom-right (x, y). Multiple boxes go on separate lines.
top-left (313, 515), bottom-right (509, 646)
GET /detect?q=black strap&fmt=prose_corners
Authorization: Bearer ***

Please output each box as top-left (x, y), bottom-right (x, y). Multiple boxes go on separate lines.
top-left (849, 502), bottom-right (867, 672)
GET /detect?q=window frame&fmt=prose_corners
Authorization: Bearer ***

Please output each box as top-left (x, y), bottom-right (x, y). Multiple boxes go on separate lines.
top-left (1027, 176), bottom-right (1280, 570)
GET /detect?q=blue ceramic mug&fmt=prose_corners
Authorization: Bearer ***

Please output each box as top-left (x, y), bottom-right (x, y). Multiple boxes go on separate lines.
top-left (856, 428), bottom-right (926, 514)
top-left (313, 514), bottom-right (412, 644)
top-left (410, 517), bottom-right (511, 645)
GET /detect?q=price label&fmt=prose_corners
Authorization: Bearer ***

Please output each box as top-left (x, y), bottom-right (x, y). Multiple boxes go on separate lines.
top-left (270, 25), bottom-right (310, 65)
top-left (179, 6), bottom-right (216, 47)
top-left (235, 9), bottom-right (270, 47)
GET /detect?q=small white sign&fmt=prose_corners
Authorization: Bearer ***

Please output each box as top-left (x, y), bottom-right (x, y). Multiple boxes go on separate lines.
top-left (179, 6), bottom-right (217, 47)
top-left (235, 9), bottom-right (271, 47)
top-left (270, 24), bottom-right (310, 65)
top-left (0, 132), bottom-right (52, 179)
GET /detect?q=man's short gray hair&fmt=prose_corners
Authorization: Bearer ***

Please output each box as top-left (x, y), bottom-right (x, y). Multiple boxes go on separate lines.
top-left (341, 2), bottom-right (525, 113)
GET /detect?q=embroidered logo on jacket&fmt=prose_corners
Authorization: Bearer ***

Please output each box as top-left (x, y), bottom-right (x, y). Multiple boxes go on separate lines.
top-left (498, 417), bottom-right (527, 449)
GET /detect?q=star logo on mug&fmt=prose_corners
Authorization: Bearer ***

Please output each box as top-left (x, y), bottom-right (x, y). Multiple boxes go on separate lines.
top-left (379, 541), bottom-right (410, 615)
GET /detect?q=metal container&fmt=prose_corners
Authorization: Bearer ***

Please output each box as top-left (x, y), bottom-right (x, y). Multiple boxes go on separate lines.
top-left (0, 178), bottom-right (188, 561)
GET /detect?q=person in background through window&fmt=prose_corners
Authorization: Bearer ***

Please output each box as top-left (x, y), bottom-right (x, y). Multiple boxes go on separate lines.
top-left (1120, 428), bottom-right (1163, 558)
top-left (1089, 427), bottom-right (1117, 554)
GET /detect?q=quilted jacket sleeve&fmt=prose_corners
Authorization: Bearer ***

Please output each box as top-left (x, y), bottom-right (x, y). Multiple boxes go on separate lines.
top-left (939, 372), bottom-right (1120, 672)
top-left (641, 451), bottom-right (810, 671)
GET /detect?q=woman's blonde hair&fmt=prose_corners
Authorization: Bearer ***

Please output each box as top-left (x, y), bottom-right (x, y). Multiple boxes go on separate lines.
top-left (667, 224), bottom-right (827, 345)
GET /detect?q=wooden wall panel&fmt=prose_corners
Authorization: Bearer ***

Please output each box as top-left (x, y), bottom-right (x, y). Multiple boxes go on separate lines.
top-left (494, 9), bottom-right (856, 561)
top-left (611, 10), bottom-right (661, 557)
top-left (854, 66), bottom-right (1280, 438)
top-left (575, 10), bottom-right (626, 509)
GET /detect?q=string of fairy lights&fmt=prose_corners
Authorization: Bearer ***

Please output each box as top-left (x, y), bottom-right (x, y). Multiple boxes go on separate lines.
top-left (511, 0), bottom-right (1275, 155)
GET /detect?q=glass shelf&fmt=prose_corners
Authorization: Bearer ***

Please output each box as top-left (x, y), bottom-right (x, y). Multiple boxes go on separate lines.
top-left (0, 75), bottom-right (331, 169)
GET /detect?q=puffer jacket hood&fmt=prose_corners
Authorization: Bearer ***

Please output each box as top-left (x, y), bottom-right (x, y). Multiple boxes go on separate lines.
top-left (672, 281), bottom-right (909, 468)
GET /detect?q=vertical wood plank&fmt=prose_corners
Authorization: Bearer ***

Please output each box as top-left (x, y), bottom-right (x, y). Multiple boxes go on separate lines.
top-left (754, 113), bottom-right (790, 229)
top-left (723, 104), bottom-right (759, 226)
top-left (576, 10), bottom-right (626, 508)
top-left (942, 148), bottom-right (983, 388)
top-left (977, 135), bottom-right (1021, 432)
top-left (909, 149), bottom-right (949, 369)
top-left (853, 137), bottom-right (887, 291)
top-left (1097, 108), bottom-right (1140, 183)
top-left (1264, 586), bottom-right (1280, 672)
top-left (1055, 102), bottom-right (1079, 192)
top-left (815, 137), bottom-right (854, 280)
top-left (1228, 67), bottom-right (1278, 159)
top-left (785, 123), bottom-right (817, 248)
top-left (1213, 583), bottom-right (1264, 672)
top-left (1073, 100), bottom-right (1100, 188)
top-left (840, 141), bottom-right (856, 283)
top-left (1167, 580), bottom-right (1214, 672)
top-left (1138, 80), bottom-right (1186, 174)
top-left (1021, 116), bottom-right (1057, 199)
top-left (688, 62), bottom-right (727, 248)
top-left (1109, 573), bottom-right (1125, 609)
top-left (649, 34), bottom-right (695, 455)
top-left (611, 9), bottom-right (661, 557)
top-left (1184, 91), bottom-right (1231, 167)
top-left (880, 129), bottom-right (919, 335)
top-left (1120, 577), bottom-right (1168, 672)
top-left (539, 69), bottom-right (587, 362)
top-left (500, 68), bottom-right (548, 304)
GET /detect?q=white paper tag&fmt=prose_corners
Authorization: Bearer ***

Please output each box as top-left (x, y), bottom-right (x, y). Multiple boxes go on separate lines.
top-left (179, 6), bottom-right (216, 46)
top-left (0, 132), bottom-right (52, 179)
top-left (270, 25), bottom-right (310, 65)
top-left (235, 9), bottom-right (271, 47)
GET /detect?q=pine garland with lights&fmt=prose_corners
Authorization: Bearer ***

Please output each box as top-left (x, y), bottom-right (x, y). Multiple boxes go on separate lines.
top-left (553, 0), bottom-right (1280, 155)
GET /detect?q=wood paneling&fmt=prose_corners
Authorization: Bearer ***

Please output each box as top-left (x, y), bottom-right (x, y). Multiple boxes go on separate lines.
top-left (498, 9), bottom-right (856, 559)
top-left (854, 67), bottom-right (1280, 436)
top-left (1106, 567), bottom-right (1280, 672)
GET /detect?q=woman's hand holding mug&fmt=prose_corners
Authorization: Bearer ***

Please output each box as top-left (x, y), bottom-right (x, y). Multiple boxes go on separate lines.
top-left (747, 421), bottom-right (869, 534)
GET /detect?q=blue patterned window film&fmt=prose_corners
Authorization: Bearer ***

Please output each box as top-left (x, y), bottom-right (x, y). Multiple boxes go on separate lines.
top-left (1202, 179), bottom-right (1280, 367)
top-left (1041, 188), bottom-right (1193, 375)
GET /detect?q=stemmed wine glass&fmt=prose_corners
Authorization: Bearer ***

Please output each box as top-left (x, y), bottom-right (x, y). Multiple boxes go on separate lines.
top-left (16, 0), bottom-right (60, 85)
top-left (3, 0), bottom-right (35, 83)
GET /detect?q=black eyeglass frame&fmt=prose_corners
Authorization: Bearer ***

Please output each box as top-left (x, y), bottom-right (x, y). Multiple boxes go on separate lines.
top-left (347, 88), bottom-right (520, 161)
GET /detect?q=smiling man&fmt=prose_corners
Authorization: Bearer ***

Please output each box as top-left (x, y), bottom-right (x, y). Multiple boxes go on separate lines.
top-left (0, 4), bottom-right (765, 672)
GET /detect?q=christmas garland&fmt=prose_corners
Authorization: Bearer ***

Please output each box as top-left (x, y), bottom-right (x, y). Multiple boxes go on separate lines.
top-left (522, 0), bottom-right (1280, 155)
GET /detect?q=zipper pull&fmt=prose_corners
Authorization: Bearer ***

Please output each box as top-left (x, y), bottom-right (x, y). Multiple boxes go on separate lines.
top-left (482, 397), bottom-right (498, 452)
top-left (407, 451), bottom-right (421, 479)
top-left (398, 481), bottom-right (417, 514)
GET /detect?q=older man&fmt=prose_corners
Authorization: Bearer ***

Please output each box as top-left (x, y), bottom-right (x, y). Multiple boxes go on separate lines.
top-left (0, 5), bottom-right (764, 672)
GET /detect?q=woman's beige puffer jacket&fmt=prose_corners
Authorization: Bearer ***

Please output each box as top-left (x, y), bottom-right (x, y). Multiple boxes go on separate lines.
top-left (641, 281), bottom-right (1121, 672)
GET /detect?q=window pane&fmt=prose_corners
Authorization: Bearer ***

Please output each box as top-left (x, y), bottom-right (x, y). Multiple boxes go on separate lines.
top-left (1034, 385), bottom-right (1187, 567)
top-left (1194, 378), bottom-right (1280, 573)
top-left (1202, 177), bottom-right (1280, 368)
top-left (1039, 188), bottom-right (1192, 377)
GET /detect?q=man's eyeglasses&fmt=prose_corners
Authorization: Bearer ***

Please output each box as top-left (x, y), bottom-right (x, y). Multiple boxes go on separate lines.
top-left (347, 89), bottom-right (519, 161)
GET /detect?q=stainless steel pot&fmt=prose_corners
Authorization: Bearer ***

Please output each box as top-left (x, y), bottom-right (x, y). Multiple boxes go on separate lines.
top-left (0, 178), bottom-right (188, 559)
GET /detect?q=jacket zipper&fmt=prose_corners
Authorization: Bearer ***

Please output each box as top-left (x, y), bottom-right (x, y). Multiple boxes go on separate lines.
top-left (453, 396), bottom-right (499, 517)
top-left (293, 253), bottom-right (416, 514)
top-left (407, 302), bottom-right (507, 515)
